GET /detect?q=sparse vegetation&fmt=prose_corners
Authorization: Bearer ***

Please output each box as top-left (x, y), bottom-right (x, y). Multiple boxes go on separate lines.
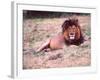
top-left (23, 11), bottom-right (91, 69)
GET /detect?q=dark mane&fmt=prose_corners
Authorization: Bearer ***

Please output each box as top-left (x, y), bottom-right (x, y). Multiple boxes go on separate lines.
top-left (62, 18), bottom-right (84, 45)
top-left (62, 18), bottom-right (80, 32)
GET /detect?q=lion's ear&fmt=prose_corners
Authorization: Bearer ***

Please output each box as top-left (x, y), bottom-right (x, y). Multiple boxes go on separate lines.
top-left (68, 17), bottom-right (71, 20)
top-left (62, 20), bottom-right (69, 28)
top-left (62, 20), bottom-right (69, 32)
top-left (75, 19), bottom-right (79, 25)
top-left (76, 19), bottom-right (78, 22)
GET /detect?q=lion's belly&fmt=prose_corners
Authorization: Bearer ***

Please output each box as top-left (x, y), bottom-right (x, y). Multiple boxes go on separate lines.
top-left (50, 35), bottom-right (64, 50)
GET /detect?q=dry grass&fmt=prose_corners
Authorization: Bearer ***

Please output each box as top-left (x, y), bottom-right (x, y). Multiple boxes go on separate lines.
top-left (23, 15), bottom-right (91, 69)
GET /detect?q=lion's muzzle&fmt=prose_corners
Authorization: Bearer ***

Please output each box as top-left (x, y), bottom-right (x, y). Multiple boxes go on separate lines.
top-left (69, 32), bottom-right (75, 40)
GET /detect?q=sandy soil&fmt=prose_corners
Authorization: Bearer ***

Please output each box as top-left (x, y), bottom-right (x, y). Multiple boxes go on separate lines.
top-left (23, 16), bottom-right (91, 69)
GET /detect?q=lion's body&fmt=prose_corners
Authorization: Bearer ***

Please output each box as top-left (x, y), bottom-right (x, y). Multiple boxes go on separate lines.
top-left (49, 34), bottom-right (65, 49)
top-left (36, 18), bottom-right (84, 52)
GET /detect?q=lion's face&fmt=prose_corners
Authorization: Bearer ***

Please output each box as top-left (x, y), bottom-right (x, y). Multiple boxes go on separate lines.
top-left (62, 18), bottom-right (83, 44)
top-left (64, 25), bottom-right (81, 41)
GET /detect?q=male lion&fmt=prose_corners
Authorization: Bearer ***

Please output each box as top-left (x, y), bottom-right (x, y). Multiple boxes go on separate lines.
top-left (36, 18), bottom-right (84, 52)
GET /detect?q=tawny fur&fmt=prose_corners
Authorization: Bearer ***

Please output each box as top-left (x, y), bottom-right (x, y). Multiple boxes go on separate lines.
top-left (36, 18), bottom-right (84, 52)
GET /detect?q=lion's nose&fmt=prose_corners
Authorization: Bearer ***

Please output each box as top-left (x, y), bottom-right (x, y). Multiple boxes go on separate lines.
top-left (70, 33), bottom-right (74, 35)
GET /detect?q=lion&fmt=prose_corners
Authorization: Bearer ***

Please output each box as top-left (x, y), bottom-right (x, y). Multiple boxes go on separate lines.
top-left (36, 18), bottom-right (84, 52)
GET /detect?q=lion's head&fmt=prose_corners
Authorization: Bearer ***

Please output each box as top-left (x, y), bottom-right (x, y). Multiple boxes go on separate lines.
top-left (62, 18), bottom-right (84, 45)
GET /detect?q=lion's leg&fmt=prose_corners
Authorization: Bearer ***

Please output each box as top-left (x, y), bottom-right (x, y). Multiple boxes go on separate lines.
top-left (36, 39), bottom-right (51, 52)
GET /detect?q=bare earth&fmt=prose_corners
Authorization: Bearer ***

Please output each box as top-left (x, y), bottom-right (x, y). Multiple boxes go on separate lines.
top-left (23, 16), bottom-right (91, 69)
